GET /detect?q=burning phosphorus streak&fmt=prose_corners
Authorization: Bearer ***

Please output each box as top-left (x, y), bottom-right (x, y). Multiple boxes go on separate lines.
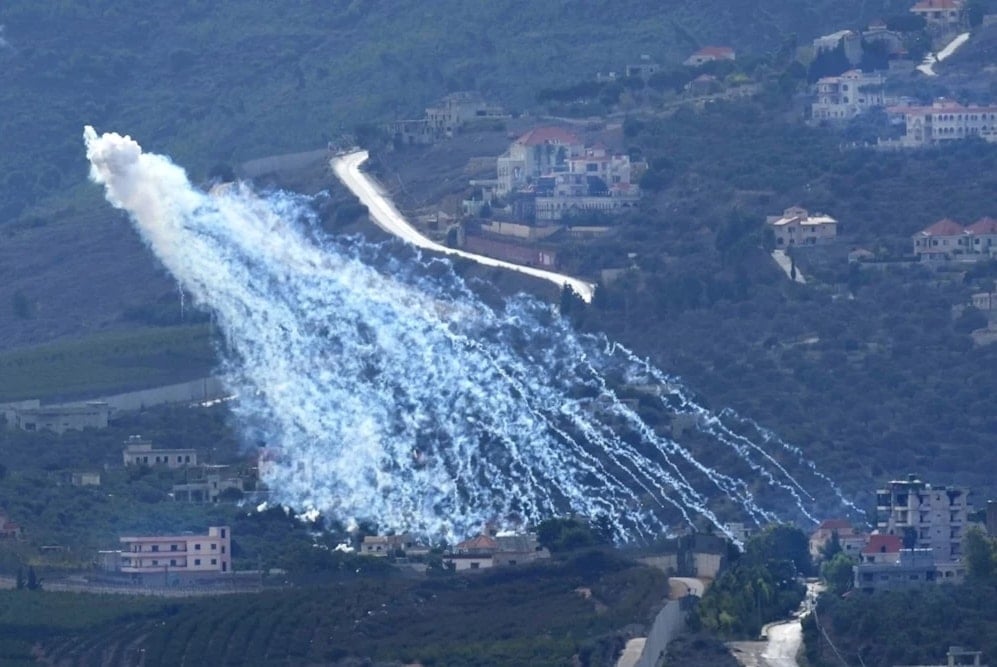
top-left (84, 126), bottom-right (846, 544)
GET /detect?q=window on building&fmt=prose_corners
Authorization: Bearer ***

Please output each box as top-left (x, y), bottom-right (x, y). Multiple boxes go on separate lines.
top-left (170, 559), bottom-right (177, 566)
top-left (194, 559), bottom-right (201, 566)
top-left (211, 559), bottom-right (217, 565)
top-left (211, 543), bottom-right (217, 550)
top-left (152, 560), bottom-right (158, 566)
top-left (469, 562), bottom-right (480, 570)
top-left (221, 529), bottom-right (227, 538)
top-left (195, 544), bottom-right (201, 551)
top-left (151, 545), bottom-right (159, 552)
top-left (171, 544), bottom-right (178, 551)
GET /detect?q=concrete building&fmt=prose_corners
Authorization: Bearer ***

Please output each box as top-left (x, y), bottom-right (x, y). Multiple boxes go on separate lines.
top-left (172, 474), bottom-right (244, 503)
top-left (860, 534), bottom-right (903, 564)
top-left (811, 70), bottom-right (886, 122)
top-left (809, 519), bottom-right (868, 560)
top-left (767, 206), bottom-right (838, 247)
top-left (122, 436), bottom-right (197, 468)
top-left (910, 0), bottom-right (965, 26)
top-left (2, 400), bottom-right (110, 434)
top-left (116, 526), bottom-right (231, 575)
top-left (887, 100), bottom-right (997, 148)
top-left (812, 30), bottom-right (864, 65)
top-left (496, 126), bottom-right (584, 196)
top-left (965, 217), bottom-right (997, 256)
top-left (684, 46), bottom-right (735, 67)
top-left (895, 646), bottom-right (986, 667)
top-left (853, 547), bottom-right (940, 593)
top-left (913, 218), bottom-right (997, 261)
top-left (625, 55), bottom-right (660, 79)
top-left (876, 474), bottom-right (971, 562)
top-left (444, 532), bottom-right (549, 571)
top-left (913, 218), bottom-right (967, 260)
top-left (360, 534), bottom-right (417, 557)
top-left (0, 511), bottom-right (22, 539)
top-left (71, 472), bottom-right (101, 487)
top-left (388, 92), bottom-right (506, 145)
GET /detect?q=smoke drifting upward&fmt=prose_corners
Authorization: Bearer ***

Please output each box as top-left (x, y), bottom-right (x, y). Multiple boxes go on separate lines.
top-left (84, 127), bottom-right (852, 543)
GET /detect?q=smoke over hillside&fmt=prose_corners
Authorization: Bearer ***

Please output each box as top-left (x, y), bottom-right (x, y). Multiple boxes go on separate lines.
top-left (84, 126), bottom-right (855, 543)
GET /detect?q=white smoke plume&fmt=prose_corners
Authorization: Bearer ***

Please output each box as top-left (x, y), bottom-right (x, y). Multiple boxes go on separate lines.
top-left (84, 127), bottom-right (852, 544)
top-left (0, 26), bottom-right (11, 50)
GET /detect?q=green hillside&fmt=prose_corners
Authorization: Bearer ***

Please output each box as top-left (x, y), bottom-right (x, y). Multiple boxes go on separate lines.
top-left (0, 0), bottom-right (906, 221)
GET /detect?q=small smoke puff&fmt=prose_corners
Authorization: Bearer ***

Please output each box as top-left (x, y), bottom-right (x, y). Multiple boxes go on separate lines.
top-left (0, 25), bottom-right (10, 50)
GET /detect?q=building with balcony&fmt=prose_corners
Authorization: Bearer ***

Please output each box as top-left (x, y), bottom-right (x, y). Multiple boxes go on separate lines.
top-left (876, 474), bottom-right (971, 563)
top-left (117, 526), bottom-right (231, 575)
top-left (811, 70), bottom-right (886, 122)
top-left (887, 100), bottom-right (997, 148)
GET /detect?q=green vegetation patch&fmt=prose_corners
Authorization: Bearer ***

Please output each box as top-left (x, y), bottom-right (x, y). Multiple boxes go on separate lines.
top-left (0, 325), bottom-right (216, 402)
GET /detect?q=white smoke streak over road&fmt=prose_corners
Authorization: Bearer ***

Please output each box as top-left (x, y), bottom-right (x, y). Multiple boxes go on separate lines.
top-left (333, 151), bottom-right (596, 302)
top-left (85, 127), bottom-right (848, 543)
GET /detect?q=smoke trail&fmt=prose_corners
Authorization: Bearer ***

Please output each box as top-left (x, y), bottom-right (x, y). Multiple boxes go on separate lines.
top-left (84, 127), bottom-right (850, 543)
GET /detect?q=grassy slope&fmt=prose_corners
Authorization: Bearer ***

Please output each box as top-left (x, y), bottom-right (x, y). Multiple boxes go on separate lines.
top-left (0, 325), bottom-right (215, 402)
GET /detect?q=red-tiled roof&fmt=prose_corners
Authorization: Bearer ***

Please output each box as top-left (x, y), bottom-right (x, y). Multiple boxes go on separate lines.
top-left (456, 534), bottom-right (499, 551)
top-left (966, 217), bottom-right (997, 234)
top-left (817, 519), bottom-right (853, 531)
top-left (912, 0), bottom-right (963, 10)
top-left (862, 534), bottom-right (902, 555)
top-left (694, 46), bottom-right (735, 58)
top-left (516, 126), bottom-right (582, 147)
top-left (919, 218), bottom-right (964, 236)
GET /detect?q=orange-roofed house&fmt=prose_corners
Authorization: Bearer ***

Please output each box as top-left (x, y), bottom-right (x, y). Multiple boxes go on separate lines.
top-left (910, 0), bottom-right (965, 25)
top-left (447, 534), bottom-right (499, 571)
top-left (809, 519), bottom-right (868, 560)
top-left (496, 126), bottom-right (584, 195)
top-left (860, 534), bottom-right (903, 564)
top-left (684, 46), bottom-right (736, 67)
top-left (965, 217), bottom-right (997, 257)
top-left (912, 218), bottom-right (966, 260)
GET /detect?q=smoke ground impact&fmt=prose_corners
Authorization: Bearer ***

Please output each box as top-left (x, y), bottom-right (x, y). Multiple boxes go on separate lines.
top-left (84, 127), bottom-right (855, 544)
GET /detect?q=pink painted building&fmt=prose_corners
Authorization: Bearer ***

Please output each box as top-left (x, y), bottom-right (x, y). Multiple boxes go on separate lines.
top-left (118, 526), bottom-right (231, 574)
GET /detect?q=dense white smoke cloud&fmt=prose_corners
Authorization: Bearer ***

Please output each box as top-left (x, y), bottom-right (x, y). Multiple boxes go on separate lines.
top-left (84, 127), bottom-right (852, 543)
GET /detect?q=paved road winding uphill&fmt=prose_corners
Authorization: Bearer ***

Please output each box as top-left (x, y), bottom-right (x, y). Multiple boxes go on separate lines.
top-left (332, 151), bottom-right (596, 302)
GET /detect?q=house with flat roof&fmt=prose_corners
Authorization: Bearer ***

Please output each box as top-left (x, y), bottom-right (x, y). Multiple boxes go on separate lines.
top-left (767, 206), bottom-right (838, 247)
top-left (113, 526), bottom-right (231, 577)
top-left (122, 435), bottom-right (197, 468)
top-left (3, 400), bottom-right (110, 434)
top-left (886, 100), bottom-right (997, 148)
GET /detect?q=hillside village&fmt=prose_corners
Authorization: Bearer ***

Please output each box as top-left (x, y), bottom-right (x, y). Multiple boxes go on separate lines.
top-left (4, 0), bottom-right (997, 664)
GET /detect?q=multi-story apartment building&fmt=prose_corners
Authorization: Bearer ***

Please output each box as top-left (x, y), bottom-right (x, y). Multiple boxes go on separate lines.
top-left (811, 70), bottom-right (886, 122)
top-left (875, 475), bottom-right (971, 562)
top-left (117, 526), bottom-right (231, 574)
top-left (889, 100), bottom-right (997, 148)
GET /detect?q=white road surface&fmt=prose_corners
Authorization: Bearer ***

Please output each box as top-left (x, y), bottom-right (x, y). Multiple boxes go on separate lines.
top-left (917, 32), bottom-right (970, 76)
top-left (729, 620), bottom-right (802, 667)
top-left (771, 249), bottom-right (806, 284)
top-left (331, 151), bottom-right (596, 302)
